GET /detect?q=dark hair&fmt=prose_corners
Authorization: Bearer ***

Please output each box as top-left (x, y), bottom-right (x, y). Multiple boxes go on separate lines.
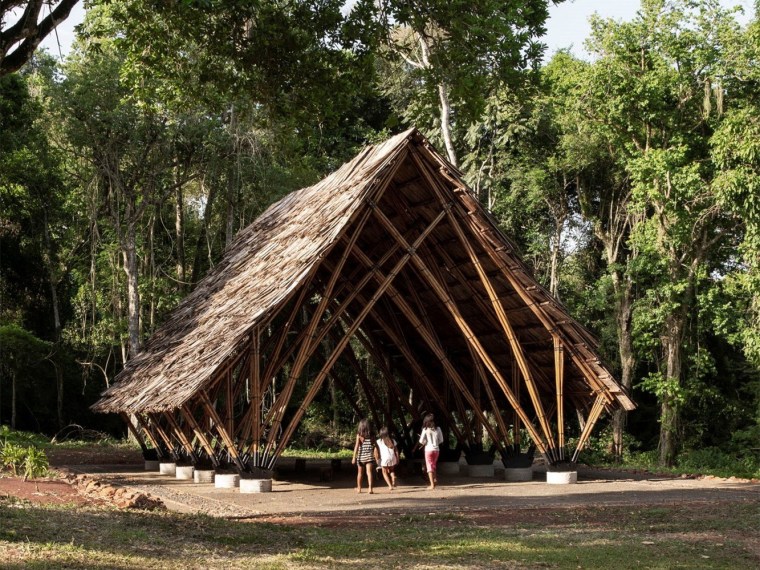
top-left (422, 413), bottom-right (435, 429)
top-left (378, 426), bottom-right (393, 447)
top-left (357, 418), bottom-right (371, 439)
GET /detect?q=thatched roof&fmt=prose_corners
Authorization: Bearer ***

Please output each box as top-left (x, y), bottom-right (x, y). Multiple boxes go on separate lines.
top-left (93, 128), bottom-right (634, 416)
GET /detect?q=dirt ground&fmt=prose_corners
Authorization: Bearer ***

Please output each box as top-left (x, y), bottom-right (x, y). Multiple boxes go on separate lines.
top-left (0, 475), bottom-right (99, 507)
top-left (46, 451), bottom-right (760, 528)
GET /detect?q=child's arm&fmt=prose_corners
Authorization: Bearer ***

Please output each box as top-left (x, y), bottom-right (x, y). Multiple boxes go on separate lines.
top-left (352, 435), bottom-right (360, 464)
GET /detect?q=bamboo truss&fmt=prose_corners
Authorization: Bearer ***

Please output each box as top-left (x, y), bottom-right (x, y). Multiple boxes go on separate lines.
top-left (94, 129), bottom-right (634, 472)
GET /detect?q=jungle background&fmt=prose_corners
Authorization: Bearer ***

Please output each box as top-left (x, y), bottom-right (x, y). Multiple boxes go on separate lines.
top-left (1, 0), bottom-right (759, 475)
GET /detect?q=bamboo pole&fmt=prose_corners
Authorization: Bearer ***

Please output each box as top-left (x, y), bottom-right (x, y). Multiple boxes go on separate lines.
top-left (470, 346), bottom-right (512, 448)
top-left (349, 242), bottom-right (504, 453)
top-left (419, 144), bottom-right (630, 411)
top-left (554, 334), bottom-right (566, 460)
top-left (163, 411), bottom-right (198, 463)
top-left (262, 207), bottom-right (378, 457)
top-left (370, 204), bottom-right (545, 456)
top-left (147, 413), bottom-right (179, 460)
top-left (120, 412), bottom-right (148, 451)
top-left (410, 149), bottom-right (557, 461)
top-left (571, 395), bottom-right (606, 463)
top-left (268, 213), bottom-right (443, 467)
top-left (131, 413), bottom-right (164, 457)
top-left (180, 404), bottom-right (219, 467)
top-left (513, 361), bottom-right (521, 448)
top-left (250, 327), bottom-right (262, 463)
top-left (198, 391), bottom-right (245, 471)
top-left (353, 297), bottom-right (466, 443)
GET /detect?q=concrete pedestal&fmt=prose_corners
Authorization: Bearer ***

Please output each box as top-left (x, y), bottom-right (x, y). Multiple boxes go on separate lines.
top-left (546, 470), bottom-right (577, 484)
top-left (214, 473), bottom-right (240, 489)
top-left (437, 461), bottom-right (460, 476)
top-left (240, 478), bottom-right (272, 493)
top-left (193, 470), bottom-right (215, 484)
top-left (175, 466), bottom-right (194, 480)
top-left (467, 463), bottom-right (495, 477)
top-left (504, 467), bottom-right (533, 482)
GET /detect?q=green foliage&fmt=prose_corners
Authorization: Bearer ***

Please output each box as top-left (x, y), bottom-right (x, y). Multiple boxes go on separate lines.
top-left (0, 427), bottom-right (49, 479)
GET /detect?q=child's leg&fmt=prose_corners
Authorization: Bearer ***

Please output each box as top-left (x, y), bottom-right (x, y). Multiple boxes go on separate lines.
top-left (381, 466), bottom-right (393, 489)
top-left (390, 466), bottom-right (397, 487)
top-left (356, 463), bottom-right (363, 492)
top-left (366, 463), bottom-right (374, 493)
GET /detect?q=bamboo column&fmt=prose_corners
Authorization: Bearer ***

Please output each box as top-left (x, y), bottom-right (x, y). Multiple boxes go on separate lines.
top-left (180, 404), bottom-right (220, 467)
top-left (267, 206), bottom-right (447, 467)
top-left (554, 334), bottom-right (566, 461)
top-left (410, 149), bottom-right (557, 462)
top-left (571, 395), bottom-right (606, 463)
top-left (371, 204), bottom-right (546, 457)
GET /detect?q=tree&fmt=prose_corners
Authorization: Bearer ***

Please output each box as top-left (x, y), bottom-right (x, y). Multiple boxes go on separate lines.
top-left (580, 0), bottom-right (744, 465)
top-left (0, 325), bottom-right (51, 428)
top-left (369, 0), bottom-right (562, 166)
top-left (0, 0), bottom-right (80, 75)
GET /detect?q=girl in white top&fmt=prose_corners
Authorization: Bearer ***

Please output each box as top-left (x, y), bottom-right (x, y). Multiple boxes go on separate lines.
top-left (376, 426), bottom-right (399, 490)
top-left (418, 413), bottom-right (444, 489)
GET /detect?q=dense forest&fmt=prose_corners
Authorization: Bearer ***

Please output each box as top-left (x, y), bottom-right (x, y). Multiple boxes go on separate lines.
top-left (1, 0), bottom-right (758, 471)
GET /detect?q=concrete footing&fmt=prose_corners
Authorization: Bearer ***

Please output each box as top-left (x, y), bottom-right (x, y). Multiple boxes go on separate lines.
top-left (240, 478), bottom-right (272, 493)
top-left (504, 467), bottom-right (533, 482)
top-left (546, 470), bottom-right (577, 484)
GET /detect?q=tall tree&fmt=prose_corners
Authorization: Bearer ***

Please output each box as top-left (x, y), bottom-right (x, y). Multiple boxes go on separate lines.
top-left (369, 0), bottom-right (562, 166)
top-left (580, 0), bottom-right (744, 465)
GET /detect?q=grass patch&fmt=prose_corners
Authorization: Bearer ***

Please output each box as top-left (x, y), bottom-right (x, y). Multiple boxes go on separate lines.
top-left (1, 499), bottom-right (757, 569)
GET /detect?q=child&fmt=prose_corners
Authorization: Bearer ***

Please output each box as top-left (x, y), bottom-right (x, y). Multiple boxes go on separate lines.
top-left (418, 413), bottom-right (443, 490)
top-left (351, 418), bottom-right (376, 494)
top-left (375, 426), bottom-right (399, 490)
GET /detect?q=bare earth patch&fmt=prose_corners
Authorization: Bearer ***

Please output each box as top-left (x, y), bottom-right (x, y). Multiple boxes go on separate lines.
top-left (0, 475), bottom-right (100, 507)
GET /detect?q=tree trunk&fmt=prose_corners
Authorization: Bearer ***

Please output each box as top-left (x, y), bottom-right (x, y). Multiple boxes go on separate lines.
top-left (549, 219), bottom-right (562, 300)
top-left (437, 82), bottom-right (458, 167)
top-left (658, 310), bottom-right (684, 466)
top-left (417, 34), bottom-right (458, 167)
top-left (175, 171), bottom-right (186, 294)
top-left (611, 271), bottom-right (634, 461)
top-left (42, 209), bottom-right (64, 428)
top-left (122, 221), bottom-right (141, 359)
top-left (11, 372), bottom-right (17, 430)
top-left (329, 377), bottom-right (338, 430)
top-left (225, 104), bottom-right (238, 247)
top-left (191, 176), bottom-right (218, 285)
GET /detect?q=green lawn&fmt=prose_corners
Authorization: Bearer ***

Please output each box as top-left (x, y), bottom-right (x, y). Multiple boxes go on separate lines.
top-left (1, 497), bottom-right (757, 569)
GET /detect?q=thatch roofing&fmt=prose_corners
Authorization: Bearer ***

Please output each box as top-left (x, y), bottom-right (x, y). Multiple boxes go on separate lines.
top-left (93, 128), bottom-right (633, 416)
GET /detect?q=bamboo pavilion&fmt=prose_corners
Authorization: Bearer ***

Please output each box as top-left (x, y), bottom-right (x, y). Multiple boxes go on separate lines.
top-left (93, 129), bottom-right (635, 472)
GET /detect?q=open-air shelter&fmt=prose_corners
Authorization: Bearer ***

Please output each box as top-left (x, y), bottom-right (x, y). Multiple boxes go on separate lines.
top-left (92, 129), bottom-right (635, 473)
